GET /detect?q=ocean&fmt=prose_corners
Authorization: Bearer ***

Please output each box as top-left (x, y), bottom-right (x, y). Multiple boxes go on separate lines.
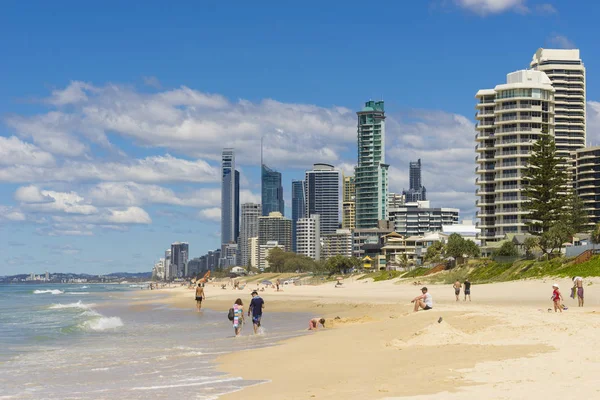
top-left (0, 284), bottom-right (310, 399)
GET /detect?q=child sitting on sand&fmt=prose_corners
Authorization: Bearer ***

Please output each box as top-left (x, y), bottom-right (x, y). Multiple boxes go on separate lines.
top-left (308, 318), bottom-right (326, 330)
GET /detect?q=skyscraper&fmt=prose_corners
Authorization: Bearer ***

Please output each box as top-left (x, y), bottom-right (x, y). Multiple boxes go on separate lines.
top-left (170, 242), bottom-right (189, 278)
top-left (342, 174), bottom-right (356, 230)
top-left (296, 214), bottom-right (321, 261)
top-left (403, 159), bottom-right (427, 202)
top-left (355, 100), bottom-right (389, 228)
top-left (221, 149), bottom-right (240, 245)
top-left (239, 203), bottom-right (261, 267)
top-left (258, 212), bottom-right (292, 252)
top-left (164, 248), bottom-right (172, 279)
top-left (530, 49), bottom-right (586, 160)
top-left (261, 164), bottom-right (284, 216)
top-left (291, 180), bottom-right (305, 252)
top-left (305, 163), bottom-right (340, 235)
top-left (475, 69), bottom-right (555, 252)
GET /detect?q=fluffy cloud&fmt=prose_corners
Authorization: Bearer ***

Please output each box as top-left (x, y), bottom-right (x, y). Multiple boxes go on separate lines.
top-left (16, 186), bottom-right (98, 215)
top-left (5, 81), bottom-right (355, 168)
top-left (0, 206), bottom-right (26, 222)
top-left (0, 154), bottom-right (219, 184)
top-left (453, 0), bottom-right (528, 15)
top-left (106, 207), bottom-right (152, 224)
top-left (198, 207), bottom-right (221, 222)
top-left (0, 136), bottom-right (55, 167)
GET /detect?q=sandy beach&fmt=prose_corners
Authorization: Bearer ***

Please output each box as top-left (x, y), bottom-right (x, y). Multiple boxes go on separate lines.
top-left (143, 277), bottom-right (600, 399)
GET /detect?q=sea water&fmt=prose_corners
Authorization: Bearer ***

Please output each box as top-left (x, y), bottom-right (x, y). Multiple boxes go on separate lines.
top-left (0, 284), bottom-right (310, 399)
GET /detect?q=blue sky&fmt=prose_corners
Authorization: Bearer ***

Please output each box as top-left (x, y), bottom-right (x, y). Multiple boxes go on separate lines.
top-left (1, 0), bottom-right (600, 275)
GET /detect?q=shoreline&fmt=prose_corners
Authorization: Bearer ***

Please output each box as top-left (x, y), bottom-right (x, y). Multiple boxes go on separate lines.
top-left (140, 277), bottom-right (600, 399)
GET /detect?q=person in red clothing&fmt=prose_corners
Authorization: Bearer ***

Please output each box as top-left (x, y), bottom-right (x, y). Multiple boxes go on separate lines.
top-left (551, 284), bottom-right (563, 313)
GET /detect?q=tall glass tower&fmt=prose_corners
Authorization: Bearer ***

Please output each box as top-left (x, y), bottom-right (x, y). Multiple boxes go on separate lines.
top-left (355, 100), bottom-right (389, 228)
top-left (291, 180), bottom-right (305, 252)
top-left (305, 163), bottom-right (340, 235)
top-left (261, 164), bottom-right (284, 216)
top-left (403, 159), bottom-right (427, 202)
top-left (221, 149), bottom-right (240, 245)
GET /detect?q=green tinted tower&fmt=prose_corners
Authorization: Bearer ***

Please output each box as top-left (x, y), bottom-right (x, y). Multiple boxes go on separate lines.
top-left (355, 100), bottom-right (389, 229)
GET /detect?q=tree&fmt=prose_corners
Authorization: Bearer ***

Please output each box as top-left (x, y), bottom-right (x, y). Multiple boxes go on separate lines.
top-left (446, 233), bottom-right (467, 262)
top-left (494, 241), bottom-right (518, 257)
top-left (523, 236), bottom-right (539, 257)
top-left (424, 241), bottom-right (445, 263)
top-left (539, 221), bottom-right (572, 255)
top-left (283, 255), bottom-right (316, 273)
top-left (523, 133), bottom-right (568, 235)
top-left (591, 223), bottom-right (600, 250)
top-left (324, 255), bottom-right (358, 275)
top-left (266, 247), bottom-right (294, 272)
top-left (563, 190), bottom-right (589, 234)
top-left (464, 240), bottom-right (481, 258)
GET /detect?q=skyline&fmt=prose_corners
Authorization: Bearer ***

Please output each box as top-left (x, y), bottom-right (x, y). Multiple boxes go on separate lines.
top-left (2, 0), bottom-right (600, 275)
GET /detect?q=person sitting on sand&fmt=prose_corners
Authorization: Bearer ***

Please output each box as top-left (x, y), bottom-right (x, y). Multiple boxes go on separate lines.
top-left (551, 284), bottom-right (563, 313)
top-left (309, 318), bottom-right (326, 330)
top-left (411, 287), bottom-right (433, 312)
top-left (453, 280), bottom-right (461, 302)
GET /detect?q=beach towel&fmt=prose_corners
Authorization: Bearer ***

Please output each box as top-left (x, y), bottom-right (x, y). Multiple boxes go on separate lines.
top-left (570, 287), bottom-right (576, 299)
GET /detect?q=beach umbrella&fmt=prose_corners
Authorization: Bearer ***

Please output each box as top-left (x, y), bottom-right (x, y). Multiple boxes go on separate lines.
top-left (261, 280), bottom-right (273, 285)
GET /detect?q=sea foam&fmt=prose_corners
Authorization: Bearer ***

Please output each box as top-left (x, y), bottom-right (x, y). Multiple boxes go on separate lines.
top-left (81, 317), bottom-right (124, 331)
top-left (49, 301), bottom-right (93, 310)
top-left (33, 289), bottom-right (64, 295)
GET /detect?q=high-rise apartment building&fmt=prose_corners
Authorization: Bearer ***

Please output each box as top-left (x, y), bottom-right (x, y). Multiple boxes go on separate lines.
top-left (291, 180), bottom-right (305, 252)
top-left (239, 203), bottom-right (261, 267)
top-left (342, 174), bottom-right (356, 230)
top-left (475, 69), bottom-right (556, 251)
top-left (164, 248), bottom-right (172, 279)
top-left (170, 242), bottom-right (189, 278)
top-left (305, 163), bottom-right (340, 235)
top-left (258, 212), bottom-right (292, 252)
top-left (388, 201), bottom-right (459, 236)
top-left (221, 149), bottom-right (240, 245)
top-left (262, 165), bottom-right (284, 216)
top-left (249, 237), bottom-right (259, 268)
top-left (296, 214), bottom-right (321, 261)
top-left (530, 49), bottom-right (586, 160)
top-left (355, 100), bottom-right (389, 228)
top-left (388, 192), bottom-right (405, 208)
top-left (219, 243), bottom-right (238, 267)
top-left (322, 229), bottom-right (353, 259)
top-left (573, 147), bottom-right (600, 228)
top-left (403, 159), bottom-right (427, 202)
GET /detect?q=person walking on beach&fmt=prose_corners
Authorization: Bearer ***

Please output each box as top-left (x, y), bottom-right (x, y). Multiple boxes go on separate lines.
top-left (195, 283), bottom-right (205, 312)
top-left (276, 279), bottom-right (281, 292)
top-left (572, 276), bottom-right (584, 307)
top-left (453, 280), bottom-right (461, 302)
top-left (464, 278), bottom-right (472, 302)
top-left (551, 284), bottom-right (563, 313)
top-left (411, 287), bottom-right (433, 312)
top-left (308, 318), bottom-right (326, 330)
top-left (232, 298), bottom-right (245, 337)
top-left (248, 290), bottom-right (264, 334)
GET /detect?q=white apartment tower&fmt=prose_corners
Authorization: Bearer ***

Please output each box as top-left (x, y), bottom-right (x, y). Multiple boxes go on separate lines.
top-left (239, 203), bottom-right (261, 267)
top-left (475, 69), bottom-right (555, 251)
top-left (296, 214), bottom-right (321, 261)
top-left (530, 49), bottom-right (586, 158)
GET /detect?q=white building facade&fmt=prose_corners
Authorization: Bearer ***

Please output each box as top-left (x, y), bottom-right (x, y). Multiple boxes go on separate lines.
top-left (296, 214), bottom-right (321, 261)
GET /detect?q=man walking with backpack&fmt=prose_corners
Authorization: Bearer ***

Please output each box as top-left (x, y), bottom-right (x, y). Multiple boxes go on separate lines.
top-left (248, 290), bottom-right (265, 334)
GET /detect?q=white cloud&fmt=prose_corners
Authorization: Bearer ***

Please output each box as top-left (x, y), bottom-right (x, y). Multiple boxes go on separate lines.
top-left (535, 3), bottom-right (557, 14)
top-left (454, 0), bottom-right (528, 15)
top-left (0, 206), bottom-right (26, 222)
top-left (0, 136), bottom-right (55, 167)
top-left (198, 207), bottom-right (221, 222)
top-left (0, 154), bottom-right (219, 184)
top-left (106, 207), bottom-right (151, 224)
top-left (548, 35), bottom-right (575, 49)
top-left (16, 186), bottom-right (98, 215)
top-left (5, 81), bottom-right (356, 168)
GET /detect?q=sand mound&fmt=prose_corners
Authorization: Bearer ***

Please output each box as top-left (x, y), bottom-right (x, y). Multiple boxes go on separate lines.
top-left (387, 321), bottom-right (470, 349)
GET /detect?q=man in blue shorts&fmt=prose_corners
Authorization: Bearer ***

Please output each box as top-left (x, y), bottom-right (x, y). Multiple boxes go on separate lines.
top-left (248, 291), bottom-right (265, 334)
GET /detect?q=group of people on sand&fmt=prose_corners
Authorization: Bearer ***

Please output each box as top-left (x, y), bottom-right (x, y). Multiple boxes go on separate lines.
top-left (549, 276), bottom-right (585, 313)
top-left (195, 283), bottom-right (325, 337)
top-left (411, 278), bottom-right (472, 313)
